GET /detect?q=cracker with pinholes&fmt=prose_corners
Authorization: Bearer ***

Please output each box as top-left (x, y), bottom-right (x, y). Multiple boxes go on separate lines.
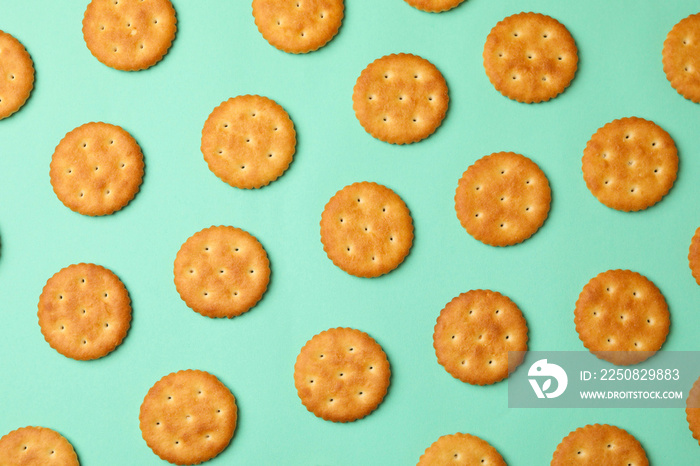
top-left (82, 0), bottom-right (176, 71)
top-left (320, 182), bottom-right (413, 278)
top-left (174, 226), bottom-right (270, 318)
top-left (582, 117), bottom-right (678, 212)
top-left (689, 227), bottom-right (700, 285)
top-left (294, 327), bottom-right (390, 422)
top-left (0, 426), bottom-right (79, 466)
top-left (663, 13), bottom-right (700, 103)
top-left (418, 432), bottom-right (506, 466)
top-left (433, 289), bottom-right (528, 385)
top-left (50, 122), bottom-right (144, 216)
top-left (403, 0), bottom-right (465, 13)
top-left (0, 30), bottom-right (34, 120)
top-left (551, 424), bottom-right (649, 466)
top-left (574, 269), bottom-right (670, 365)
top-left (139, 370), bottom-right (237, 465)
top-left (252, 0), bottom-right (344, 54)
top-left (201, 95), bottom-right (296, 189)
top-left (483, 12), bottom-right (578, 103)
top-left (686, 374), bottom-right (700, 445)
top-left (38, 263), bottom-right (131, 360)
top-left (455, 152), bottom-right (551, 247)
top-left (353, 53), bottom-right (449, 144)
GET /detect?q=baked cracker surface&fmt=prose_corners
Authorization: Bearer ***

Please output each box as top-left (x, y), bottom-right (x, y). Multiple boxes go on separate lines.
top-left (50, 122), bottom-right (144, 216)
top-left (417, 432), bottom-right (506, 465)
top-left (294, 327), bottom-right (390, 422)
top-left (0, 426), bottom-right (79, 466)
top-left (582, 117), bottom-right (678, 212)
top-left (320, 181), bottom-right (413, 277)
top-left (139, 370), bottom-right (237, 465)
top-left (38, 263), bottom-right (132, 360)
top-left (82, 0), bottom-right (176, 71)
top-left (173, 226), bottom-right (270, 318)
top-left (252, 0), bottom-right (344, 54)
top-left (686, 374), bottom-right (700, 445)
top-left (663, 13), bottom-right (700, 103)
top-left (574, 269), bottom-right (669, 365)
top-left (433, 289), bottom-right (528, 386)
top-left (551, 424), bottom-right (649, 466)
top-left (689, 227), bottom-right (700, 285)
top-left (0, 30), bottom-right (34, 119)
top-left (201, 95), bottom-right (296, 189)
top-left (483, 12), bottom-right (578, 103)
top-left (455, 151), bottom-right (551, 247)
top-left (353, 53), bottom-right (449, 144)
top-left (403, 0), bottom-right (465, 13)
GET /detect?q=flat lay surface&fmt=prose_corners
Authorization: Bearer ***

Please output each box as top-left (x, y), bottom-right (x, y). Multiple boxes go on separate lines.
top-left (0, 0), bottom-right (699, 464)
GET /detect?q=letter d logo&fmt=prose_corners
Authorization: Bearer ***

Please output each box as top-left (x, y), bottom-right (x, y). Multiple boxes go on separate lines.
top-left (528, 359), bottom-right (568, 399)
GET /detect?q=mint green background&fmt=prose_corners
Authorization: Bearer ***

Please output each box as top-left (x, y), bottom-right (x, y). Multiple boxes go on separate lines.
top-left (1, 0), bottom-right (699, 464)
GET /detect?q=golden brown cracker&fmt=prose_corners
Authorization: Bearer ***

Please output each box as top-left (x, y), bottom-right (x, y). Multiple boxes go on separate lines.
top-left (582, 117), bottom-right (678, 212)
top-left (320, 182), bottom-right (413, 278)
top-left (201, 95), bottom-right (296, 189)
top-left (455, 152), bottom-right (551, 247)
top-left (173, 226), bottom-right (270, 318)
top-left (0, 426), bottom-right (79, 466)
top-left (50, 122), bottom-right (144, 216)
top-left (689, 227), bottom-right (700, 285)
top-left (0, 30), bottom-right (34, 119)
top-left (352, 53), bottom-right (449, 144)
top-left (139, 370), bottom-right (237, 465)
top-left (82, 0), bottom-right (177, 71)
top-left (38, 263), bottom-right (131, 360)
top-left (574, 269), bottom-right (670, 365)
top-left (483, 12), bottom-right (578, 103)
top-left (551, 424), bottom-right (649, 466)
top-left (663, 13), bottom-right (700, 103)
top-left (403, 0), bottom-right (465, 13)
top-left (252, 0), bottom-right (344, 54)
top-left (294, 327), bottom-right (390, 422)
top-left (433, 289), bottom-right (528, 385)
top-left (417, 432), bottom-right (506, 466)
top-left (686, 374), bottom-right (700, 445)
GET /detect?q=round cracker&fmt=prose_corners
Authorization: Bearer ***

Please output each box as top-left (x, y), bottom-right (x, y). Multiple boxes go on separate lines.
top-left (551, 424), bottom-right (649, 466)
top-left (50, 122), bottom-right (144, 216)
top-left (294, 327), bottom-right (390, 422)
top-left (574, 269), bottom-right (670, 365)
top-left (0, 426), bottom-right (79, 466)
top-left (173, 226), bottom-right (270, 318)
top-left (403, 0), bottom-right (466, 13)
top-left (352, 53), bottom-right (449, 144)
top-left (0, 30), bottom-right (34, 119)
top-left (685, 374), bottom-right (700, 445)
top-left (201, 95), bottom-right (296, 189)
top-left (320, 181), bottom-right (414, 278)
top-left (252, 0), bottom-right (344, 54)
top-left (38, 263), bottom-right (132, 360)
top-left (483, 12), bottom-right (578, 103)
top-left (139, 370), bottom-right (237, 465)
top-left (434, 290), bottom-right (528, 385)
top-left (455, 152), bottom-right (551, 247)
top-left (417, 432), bottom-right (506, 465)
top-left (82, 0), bottom-right (177, 71)
top-left (582, 117), bottom-right (678, 212)
top-left (689, 227), bottom-right (700, 285)
top-left (663, 13), bottom-right (700, 103)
